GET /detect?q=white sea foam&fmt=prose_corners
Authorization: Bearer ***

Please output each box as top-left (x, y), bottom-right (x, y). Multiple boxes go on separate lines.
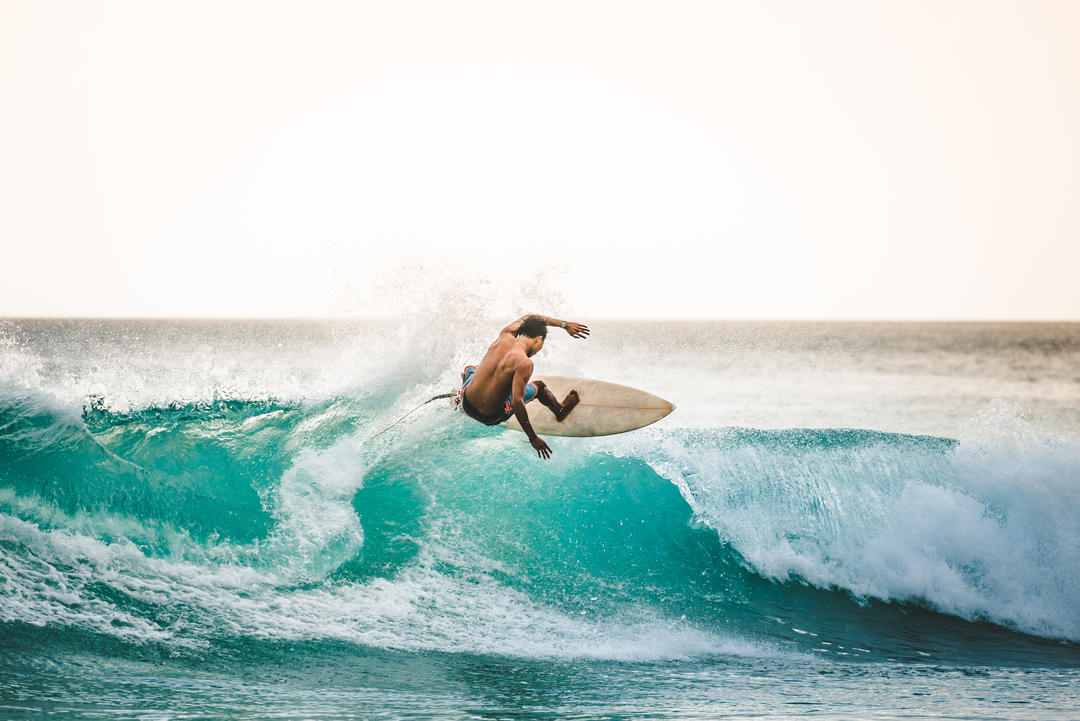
top-left (256, 439), bottom-right (368, 581)
top-left (0, 502), bottom-right (781, 662)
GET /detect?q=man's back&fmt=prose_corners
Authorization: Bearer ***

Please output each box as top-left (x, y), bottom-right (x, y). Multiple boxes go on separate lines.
top-left (464, 333), bottom-right (532, 415)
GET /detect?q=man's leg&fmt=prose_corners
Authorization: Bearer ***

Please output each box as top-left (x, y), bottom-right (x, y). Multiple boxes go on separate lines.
top-left (531, 380), bottom-right (581, 422)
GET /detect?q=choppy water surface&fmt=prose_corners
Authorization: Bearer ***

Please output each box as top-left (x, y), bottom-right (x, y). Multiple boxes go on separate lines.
top-left (1, 319), bottom-right (1078, 719)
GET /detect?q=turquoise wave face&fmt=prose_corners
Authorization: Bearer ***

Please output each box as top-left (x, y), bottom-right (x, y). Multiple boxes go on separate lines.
top-left (1, 385), bottom-right (1079, 668)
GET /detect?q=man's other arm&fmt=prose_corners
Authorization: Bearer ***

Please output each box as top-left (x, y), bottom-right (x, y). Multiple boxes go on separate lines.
top-left (510, 357), bottom-right (552, 460)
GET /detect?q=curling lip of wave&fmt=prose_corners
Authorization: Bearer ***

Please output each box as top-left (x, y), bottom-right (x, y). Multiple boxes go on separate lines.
top-left (627, 425), bottom-right (1080, 642)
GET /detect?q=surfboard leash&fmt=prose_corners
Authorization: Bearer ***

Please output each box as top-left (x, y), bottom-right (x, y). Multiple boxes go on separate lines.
top-left (362, 392), bottom-right (457, 445)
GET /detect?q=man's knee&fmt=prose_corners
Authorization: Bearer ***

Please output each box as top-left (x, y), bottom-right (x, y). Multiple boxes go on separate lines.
top-left (532, 380), bottom-right (553, 404)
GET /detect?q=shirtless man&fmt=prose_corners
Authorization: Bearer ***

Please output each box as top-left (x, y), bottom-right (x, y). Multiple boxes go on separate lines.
top-left (459, 314), bottom-right (590, 459)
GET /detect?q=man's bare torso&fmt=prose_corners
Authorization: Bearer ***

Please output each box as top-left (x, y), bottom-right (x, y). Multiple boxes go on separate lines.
top-left (462, 334), bottom-right (532, 415)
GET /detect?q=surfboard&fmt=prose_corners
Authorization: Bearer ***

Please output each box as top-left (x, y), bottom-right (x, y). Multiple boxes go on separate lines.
top-left (500, 376), bottom-right (674, 437)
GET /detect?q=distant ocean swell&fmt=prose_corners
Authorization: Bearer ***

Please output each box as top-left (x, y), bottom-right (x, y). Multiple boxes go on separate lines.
top-left (2, 380), bottom-right (1079, 666)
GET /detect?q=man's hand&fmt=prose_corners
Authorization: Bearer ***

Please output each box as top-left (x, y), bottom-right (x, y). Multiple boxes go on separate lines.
top-left (530, 435), bottom-right (552, 460)
top-left (564, 322), bottom-right (590, 339)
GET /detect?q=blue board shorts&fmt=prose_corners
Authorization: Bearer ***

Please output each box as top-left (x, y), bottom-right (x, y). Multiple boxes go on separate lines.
top-left (460, 365), bottom-right (537, 425)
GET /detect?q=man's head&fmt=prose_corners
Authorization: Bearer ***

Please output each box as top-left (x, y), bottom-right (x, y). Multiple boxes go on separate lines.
top-left (516, 315), bottom-right (547, 356)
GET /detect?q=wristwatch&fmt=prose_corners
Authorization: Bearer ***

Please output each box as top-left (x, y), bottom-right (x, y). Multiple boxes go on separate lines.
top-left (561, 320), bottom-right (567, 329)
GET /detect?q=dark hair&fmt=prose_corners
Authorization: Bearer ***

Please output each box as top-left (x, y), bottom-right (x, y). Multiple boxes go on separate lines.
top-left (516, 315), bottom-right (548, 339)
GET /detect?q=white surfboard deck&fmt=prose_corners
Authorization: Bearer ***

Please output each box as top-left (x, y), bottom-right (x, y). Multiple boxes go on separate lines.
top-left (499, 376), bottom-right (674, 437)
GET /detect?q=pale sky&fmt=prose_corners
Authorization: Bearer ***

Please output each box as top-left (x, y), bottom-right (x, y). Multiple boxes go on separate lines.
top-left (2, 0), bottom-right (1078, 320)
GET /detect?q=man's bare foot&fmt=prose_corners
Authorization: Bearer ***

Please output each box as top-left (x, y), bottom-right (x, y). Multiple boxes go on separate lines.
top-left (555, 390), bottom-right (580, 422)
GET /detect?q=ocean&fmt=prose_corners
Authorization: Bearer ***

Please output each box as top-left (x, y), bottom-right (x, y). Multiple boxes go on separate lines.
top-left (1, 318), bottom-right (1078, 720)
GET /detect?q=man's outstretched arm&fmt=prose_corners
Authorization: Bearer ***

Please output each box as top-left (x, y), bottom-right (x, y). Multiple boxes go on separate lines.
top-left (501, 315), bottom-right (591, 339)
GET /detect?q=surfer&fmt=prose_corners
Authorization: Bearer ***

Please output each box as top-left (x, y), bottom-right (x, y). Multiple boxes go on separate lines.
top-left (460, 314), bottom-right (589, 459)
